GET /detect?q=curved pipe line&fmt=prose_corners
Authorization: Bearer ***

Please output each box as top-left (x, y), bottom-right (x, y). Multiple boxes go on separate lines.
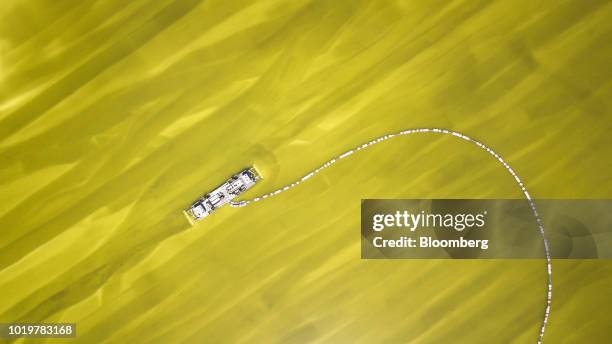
top-left (230, 128), bottom-right (552, 343)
